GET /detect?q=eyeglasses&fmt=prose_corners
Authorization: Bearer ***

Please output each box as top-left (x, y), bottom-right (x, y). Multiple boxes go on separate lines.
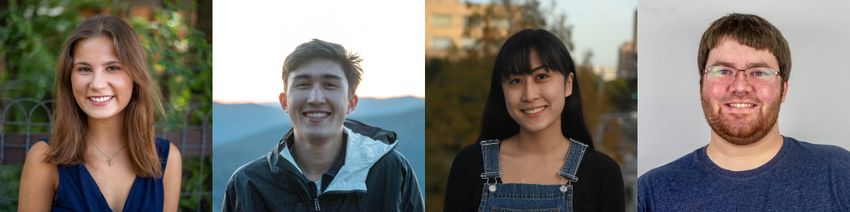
top-left (703, 65), bottom-right (781, 84)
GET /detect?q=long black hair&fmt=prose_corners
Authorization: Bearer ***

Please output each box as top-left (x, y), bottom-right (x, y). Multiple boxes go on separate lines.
top-left (477, 29), bottom-right (594, 149)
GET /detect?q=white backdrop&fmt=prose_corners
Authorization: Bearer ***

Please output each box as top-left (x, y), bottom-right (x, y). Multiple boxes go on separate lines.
top-left (638, 0), bottom-right (850, 176)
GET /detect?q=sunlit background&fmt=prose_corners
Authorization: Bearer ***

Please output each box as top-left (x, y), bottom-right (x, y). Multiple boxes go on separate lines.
top-left (213, 1), bottom-right (424, 103)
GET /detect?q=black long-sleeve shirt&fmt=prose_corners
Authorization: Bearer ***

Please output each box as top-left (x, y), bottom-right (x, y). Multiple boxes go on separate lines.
top-left (444, 143), bottom-right (625, 211)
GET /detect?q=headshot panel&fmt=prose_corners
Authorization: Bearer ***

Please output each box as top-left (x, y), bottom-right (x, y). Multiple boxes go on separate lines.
top-left (638, 0), bottom-right (850, 210)
top-left (211, 1), bottom-right (425, 211)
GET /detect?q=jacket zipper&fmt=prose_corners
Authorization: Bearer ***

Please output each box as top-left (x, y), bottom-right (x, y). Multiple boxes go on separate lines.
top-left (313, 197), bottom-right (321, 211)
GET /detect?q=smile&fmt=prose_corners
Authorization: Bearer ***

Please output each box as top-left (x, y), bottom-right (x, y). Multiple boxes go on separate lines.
top-left (726, 103), bottom-right (756, 108)
top-left (304, 112), bottom-right (330, 118)
top-left (522, 106), bottom-right (546, 114)
top-left (88, 96), bottom-right (113, 103)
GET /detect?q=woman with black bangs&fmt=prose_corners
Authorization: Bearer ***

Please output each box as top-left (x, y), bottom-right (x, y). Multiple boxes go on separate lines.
top-left (444, 29), bottom-right (625, 211)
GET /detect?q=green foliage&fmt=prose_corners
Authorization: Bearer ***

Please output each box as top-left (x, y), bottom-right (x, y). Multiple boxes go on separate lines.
top-left (180, 156), bottom-right (212, 211)
top-left (0, 0), bottom-right (212, 130)
top-left (0, 165), bottom-right (23, 211)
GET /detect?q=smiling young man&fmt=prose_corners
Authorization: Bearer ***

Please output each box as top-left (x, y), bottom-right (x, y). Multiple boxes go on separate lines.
top-left (638, 13), bottom-right (850, 211)
top-left (222, 39), bottom-right (423, 211)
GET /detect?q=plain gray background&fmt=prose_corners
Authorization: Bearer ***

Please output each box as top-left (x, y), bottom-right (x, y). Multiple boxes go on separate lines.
top-left (638, 0), bottom-right (850, 176)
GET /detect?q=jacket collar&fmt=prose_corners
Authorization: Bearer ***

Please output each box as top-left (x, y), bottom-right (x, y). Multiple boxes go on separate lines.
top-left (267, 119), bottom-right (398, 193)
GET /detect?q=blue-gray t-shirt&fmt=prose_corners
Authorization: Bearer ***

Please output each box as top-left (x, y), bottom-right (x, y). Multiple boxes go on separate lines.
top-left (638, 136), bottom-right (850, 211)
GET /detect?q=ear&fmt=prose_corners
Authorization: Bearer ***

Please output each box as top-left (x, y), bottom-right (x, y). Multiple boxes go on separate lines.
top-left (780, 80), bottom-right (789, 102)
top-left (279, 92), bottom-right (288, 113)
top-left (564, 72), bottom-right (574, 97)
top-left (347, 94), bottom-right (359, 114)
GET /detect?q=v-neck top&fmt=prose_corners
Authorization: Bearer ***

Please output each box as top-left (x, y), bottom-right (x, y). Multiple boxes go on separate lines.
top-left (51, 138), bottom-right (170, 212)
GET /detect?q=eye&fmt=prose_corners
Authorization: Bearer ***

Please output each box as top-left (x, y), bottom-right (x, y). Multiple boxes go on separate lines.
top-left (535, 73), bottom-right (550, 80)
top-left (324, 82), bottom-right (339, 88)
top-left (293, 83), bottom-right (310, 89)
top-left (77, 67), bottom-right (92, 72)
top-left (106, 65), bottom-right (121, 71)
top-left (507, 78), bottom-right (522, 85)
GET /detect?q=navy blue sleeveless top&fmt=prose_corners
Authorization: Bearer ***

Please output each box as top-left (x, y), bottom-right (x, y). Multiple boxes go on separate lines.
top-left (50, 138), bottom-right (170, 212)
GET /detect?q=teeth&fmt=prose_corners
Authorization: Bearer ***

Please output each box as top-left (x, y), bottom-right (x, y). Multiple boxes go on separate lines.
top-left (728, 103), bottom-right (754, 108)
top-left (305, 112), bottom-right (329, 118)
top-left (89, 96), bottom-right (112, 103)
top-left (523, 107), bottom-right (544, 114)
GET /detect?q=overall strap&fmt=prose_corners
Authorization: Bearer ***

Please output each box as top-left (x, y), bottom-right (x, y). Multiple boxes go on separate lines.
top-left (558, 138), bottom-right (588, 183)
top-left (479, 139), bottom-right (501, 180)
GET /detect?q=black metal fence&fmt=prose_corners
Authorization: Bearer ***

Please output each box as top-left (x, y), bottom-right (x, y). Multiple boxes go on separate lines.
top-left (0, 97), bottom-right (211, 210)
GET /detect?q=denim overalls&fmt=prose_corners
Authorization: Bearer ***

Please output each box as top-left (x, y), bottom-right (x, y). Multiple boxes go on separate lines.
top-left (477, 138), bottom-right (588, 212)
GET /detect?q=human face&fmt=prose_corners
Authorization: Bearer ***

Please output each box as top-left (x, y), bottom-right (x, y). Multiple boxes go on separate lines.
top-left (502, 49), bottom-right (573, 134)
top-left (701, 38), bottom-right (787, 145)
top-left (70, 36), bottom-right (134, 121)
top-left (280, 59), bottom-right (358, 141)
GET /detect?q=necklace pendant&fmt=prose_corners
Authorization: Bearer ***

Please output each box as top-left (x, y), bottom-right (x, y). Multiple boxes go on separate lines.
top-left (107, 159), bottom-right (112, 167)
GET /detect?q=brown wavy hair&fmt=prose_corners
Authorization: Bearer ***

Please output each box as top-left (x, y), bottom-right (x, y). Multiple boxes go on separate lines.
top-left (47, 15), bottom-right (165, 178)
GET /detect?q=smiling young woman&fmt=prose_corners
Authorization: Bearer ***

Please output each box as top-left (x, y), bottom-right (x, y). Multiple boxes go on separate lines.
top-left (443, 29), bottom-right (625, 211)
top-left (17, 15), bottom-right (182, 211)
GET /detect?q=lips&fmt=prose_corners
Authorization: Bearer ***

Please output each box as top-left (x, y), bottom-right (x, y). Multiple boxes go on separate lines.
top-left (87, 96), bottom-right (113, 106)
top-left (521, 105), bottom-right (547, 117)
top-left (726, 103), bottom-right (755, 108)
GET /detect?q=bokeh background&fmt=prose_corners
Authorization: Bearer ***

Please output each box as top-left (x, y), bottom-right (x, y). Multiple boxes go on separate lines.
top-left (638, 0), bottom-right (850, 177)
top-left (425, 0), bottom-right (637, 211)
top-left (0, 0), bottom-right (212, 211)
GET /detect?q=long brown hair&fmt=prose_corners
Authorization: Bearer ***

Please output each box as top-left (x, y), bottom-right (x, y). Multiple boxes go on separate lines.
top-left (48, 15), bottom-right (165, 178)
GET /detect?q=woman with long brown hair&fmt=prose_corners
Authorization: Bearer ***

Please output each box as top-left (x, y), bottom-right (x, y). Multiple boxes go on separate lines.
top-left (17, 15), bottom-right (181, 211)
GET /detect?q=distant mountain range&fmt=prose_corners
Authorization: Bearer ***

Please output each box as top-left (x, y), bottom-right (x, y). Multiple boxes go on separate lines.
top-left (211, 97), bottom-right (424, 211)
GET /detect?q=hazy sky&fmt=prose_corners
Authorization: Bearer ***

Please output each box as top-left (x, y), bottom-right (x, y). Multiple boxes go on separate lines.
top-left (213, 0), bottom-right (425, 103)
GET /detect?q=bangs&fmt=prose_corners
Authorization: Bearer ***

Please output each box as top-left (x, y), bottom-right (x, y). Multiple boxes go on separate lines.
top-left (495, 33), bottom-right (566, 80)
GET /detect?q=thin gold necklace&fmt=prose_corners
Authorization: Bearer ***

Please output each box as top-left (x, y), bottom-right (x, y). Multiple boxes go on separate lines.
top-left (91, 142), bottom-right (127, 167)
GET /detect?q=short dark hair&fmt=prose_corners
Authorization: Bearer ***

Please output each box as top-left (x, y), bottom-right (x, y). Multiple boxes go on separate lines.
top-left (282, 39), bottom-right (363, 96)
top-left (478, 29), bottom-right (594, 149)
top-left (698, 13), bottom-right (791, 85)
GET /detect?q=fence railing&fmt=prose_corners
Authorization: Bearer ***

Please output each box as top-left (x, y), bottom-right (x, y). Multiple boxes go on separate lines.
top-left (0, 97), bottom-right (211, 210)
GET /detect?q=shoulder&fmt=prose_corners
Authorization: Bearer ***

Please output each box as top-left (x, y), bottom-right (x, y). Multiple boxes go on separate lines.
top-left (638, 149), bottom-right (700, 189)
top-left (373, 150), bottom-right (414, 173)
top-left (787, 137), bottom-right (850, 164)
top-left (226, 156), bottom-right (271, 189)
top-left (24, 141), bottom-right (55, 169)
top-left (581, 149), bottom-right (622, 176)
top-left (447, 143), bottom-right (483, 179)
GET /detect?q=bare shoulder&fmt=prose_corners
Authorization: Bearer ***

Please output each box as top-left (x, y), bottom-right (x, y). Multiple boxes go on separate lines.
top-left (166, 142), bottom-right (182, 170)
top-left (24, 141), bottom-right (54, 169)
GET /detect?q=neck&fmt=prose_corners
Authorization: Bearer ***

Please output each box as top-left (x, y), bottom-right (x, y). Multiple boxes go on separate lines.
top-left (512, 123), bottom-right (569, 154)
top-left (291, 130), bottom-right (346, 181)
top-left (86, 114), bottom-right (127, 149)
top-left (706, 124), bottom-right (784, 171)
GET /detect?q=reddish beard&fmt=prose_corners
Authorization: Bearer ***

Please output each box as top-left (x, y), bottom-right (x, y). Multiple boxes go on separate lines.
top-left (701, 92), bottom-right (781, 145)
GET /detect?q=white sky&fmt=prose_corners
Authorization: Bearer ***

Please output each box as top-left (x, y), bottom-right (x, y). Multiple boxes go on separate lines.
top-left (213, 0), bottom-right (425, 103)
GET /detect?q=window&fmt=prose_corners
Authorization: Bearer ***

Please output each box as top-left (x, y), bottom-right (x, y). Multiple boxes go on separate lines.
top-left (432, 14), bottom-right (451, 27)
top-left (430, 37), bottom-right (452, 50)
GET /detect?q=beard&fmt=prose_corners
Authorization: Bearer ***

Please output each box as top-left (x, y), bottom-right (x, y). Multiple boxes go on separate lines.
top-left (701, 92), bottom-right (781, 146)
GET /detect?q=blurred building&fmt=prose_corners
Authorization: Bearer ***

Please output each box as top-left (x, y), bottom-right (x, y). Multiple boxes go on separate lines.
top-left (616, 10), bottom-right (637, 80)
top-left (425, 0), bottom-right (512, 58)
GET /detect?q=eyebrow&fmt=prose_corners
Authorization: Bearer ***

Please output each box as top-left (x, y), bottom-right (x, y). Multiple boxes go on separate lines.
top-left (292, 74), bottom-right (344, 81)
top-left (709, 61), bottom-right (772, 69)
top-left (73, 61), bottom-right (121, 67)
top-left (531, 65), bottom-right (550, 72)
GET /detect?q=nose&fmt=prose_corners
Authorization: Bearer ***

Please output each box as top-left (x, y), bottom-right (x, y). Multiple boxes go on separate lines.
top-left (520, 79), bottom-right (539, 102)
top-left (728, 70), bottom-right (753, 94)
top-left (90, 69), bottom-right (108, 91)
top-left (307, 83), bottom-right (326, 104)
